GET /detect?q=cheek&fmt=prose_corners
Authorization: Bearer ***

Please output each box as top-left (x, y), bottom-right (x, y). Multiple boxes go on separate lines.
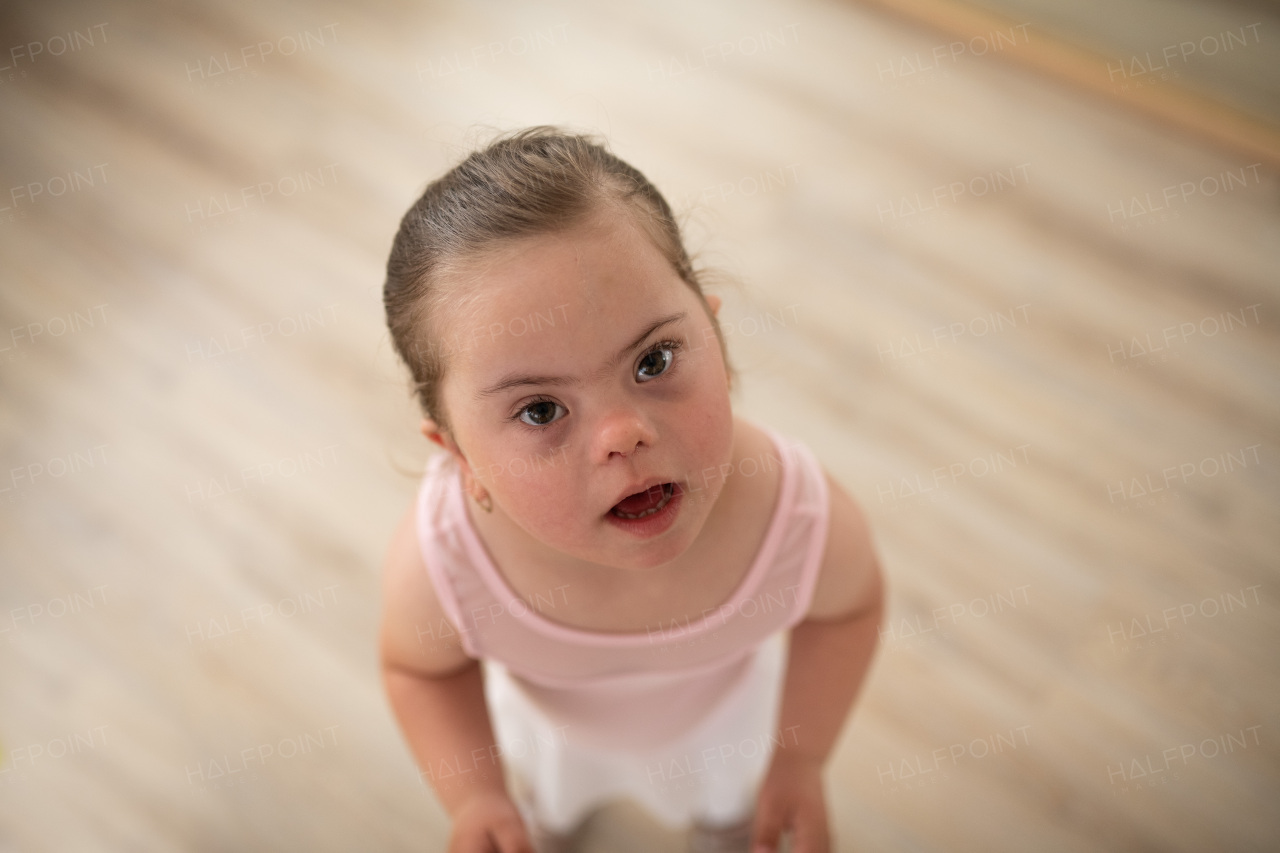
top-left (493, 463), bottom-right (588, 529)
top-left (685, 351), bottom-right (734, 439)
top-left (700, 400), bottom-right (736, 469)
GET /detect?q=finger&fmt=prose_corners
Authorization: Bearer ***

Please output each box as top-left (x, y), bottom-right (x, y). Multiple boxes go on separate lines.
top-left (490, 820), bottom-right (536, 853)
top-left (447, 827), bottom-right (491, 853)
top-left (789, 805), bottom-right (830, 853)
top-left (750, 798), bottom-right (790, 853)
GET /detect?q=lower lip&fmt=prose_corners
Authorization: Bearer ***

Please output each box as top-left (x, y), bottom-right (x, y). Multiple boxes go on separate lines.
top-left (605, 483), bottom-right (683, 538)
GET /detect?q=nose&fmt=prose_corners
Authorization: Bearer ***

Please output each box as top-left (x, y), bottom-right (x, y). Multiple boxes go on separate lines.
top-left (593, 403), bottom-right (659, 462)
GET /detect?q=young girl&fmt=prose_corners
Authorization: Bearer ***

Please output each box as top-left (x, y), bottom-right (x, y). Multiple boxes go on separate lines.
top-left (378, 127), bottom-right (883, 853)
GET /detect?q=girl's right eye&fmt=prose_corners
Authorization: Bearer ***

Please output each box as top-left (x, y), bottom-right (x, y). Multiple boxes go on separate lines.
top-left (515, 399), bottom-right (566, 427)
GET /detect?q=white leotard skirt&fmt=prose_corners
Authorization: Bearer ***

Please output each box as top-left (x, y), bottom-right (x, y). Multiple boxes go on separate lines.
top-left (481, 629), bottom-right (790, 833)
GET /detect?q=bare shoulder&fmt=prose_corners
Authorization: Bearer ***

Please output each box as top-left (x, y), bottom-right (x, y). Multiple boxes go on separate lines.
top-left (727, 417), bottom-right (784, 503)
top-left (805, 467), bottom-right (885, 621)
top-left (377, 494), bottom-right (474, 677)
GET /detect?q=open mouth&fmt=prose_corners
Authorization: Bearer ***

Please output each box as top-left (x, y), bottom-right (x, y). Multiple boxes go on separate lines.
top-left (610, 483), bottom-right (675, 519)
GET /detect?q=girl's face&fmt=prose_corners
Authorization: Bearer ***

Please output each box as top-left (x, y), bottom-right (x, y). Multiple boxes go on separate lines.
top-left (430, 207), bottom-right (735, 572)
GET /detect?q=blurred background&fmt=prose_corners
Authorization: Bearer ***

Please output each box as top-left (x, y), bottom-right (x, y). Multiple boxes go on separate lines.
top-left (1, 0), bottom-right (1277, 850)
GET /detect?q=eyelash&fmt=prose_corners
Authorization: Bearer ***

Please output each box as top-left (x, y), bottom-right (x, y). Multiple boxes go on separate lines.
top-left (508, 339), bottom-right (684, 429)
top-left (639, 339), bottom-right (683, 381)
top-left (509, 395), bottom-right (562, 430)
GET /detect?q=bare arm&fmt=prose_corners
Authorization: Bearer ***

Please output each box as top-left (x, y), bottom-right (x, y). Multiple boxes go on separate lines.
top-left (774, 474), bottom-right (885, 763)
top-left (378, 499), bottom-right (532, 852)
top-left (753, 471), bottom-right (886, 852)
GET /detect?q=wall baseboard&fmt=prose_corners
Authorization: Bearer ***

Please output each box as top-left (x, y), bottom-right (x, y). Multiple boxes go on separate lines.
top-left (856, 0), bottom-right (1280, 168)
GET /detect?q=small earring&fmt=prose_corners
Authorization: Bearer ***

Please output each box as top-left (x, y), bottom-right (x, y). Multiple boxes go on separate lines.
top-left (470, 486), bottom-right (493, 513)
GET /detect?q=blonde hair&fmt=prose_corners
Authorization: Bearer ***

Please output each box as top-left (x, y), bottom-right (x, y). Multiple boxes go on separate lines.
top-left (383, 126), bottom-right (732, 432)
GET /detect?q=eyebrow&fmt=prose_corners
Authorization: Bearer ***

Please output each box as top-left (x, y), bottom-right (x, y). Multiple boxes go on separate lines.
top-left (476, 311), bottom-right (688, 399)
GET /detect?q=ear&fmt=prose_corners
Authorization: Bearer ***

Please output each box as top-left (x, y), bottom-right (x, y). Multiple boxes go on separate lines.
top-left (420, 419), bottom-right (473, 474)
top-left (420, 418), bottom-right (445, 446)
top-left (705, 293), bottom-right (722, 317)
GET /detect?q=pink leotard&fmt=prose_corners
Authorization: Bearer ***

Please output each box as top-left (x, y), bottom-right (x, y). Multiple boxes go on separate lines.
top-left (414, 421), bottom-right (831, 754)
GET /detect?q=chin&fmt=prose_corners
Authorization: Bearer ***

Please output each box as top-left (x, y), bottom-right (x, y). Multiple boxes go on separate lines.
top-left (610, 527), bottom-right (696, 571)
top-left (609, 551), bottom-right (682, 572)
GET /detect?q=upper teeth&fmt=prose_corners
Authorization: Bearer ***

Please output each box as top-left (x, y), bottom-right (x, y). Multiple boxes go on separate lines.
top-left (612, 483), bottom-right (673, 519)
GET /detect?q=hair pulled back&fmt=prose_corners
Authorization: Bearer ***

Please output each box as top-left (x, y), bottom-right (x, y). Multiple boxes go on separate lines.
top-left (384, 126), bottom-right (731, 432)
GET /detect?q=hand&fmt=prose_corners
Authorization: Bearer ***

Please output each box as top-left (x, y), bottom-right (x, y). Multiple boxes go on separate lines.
top-left (447, 790), bottom-right (535, 853)
top-left (750, 754), bottom-right (830, 853)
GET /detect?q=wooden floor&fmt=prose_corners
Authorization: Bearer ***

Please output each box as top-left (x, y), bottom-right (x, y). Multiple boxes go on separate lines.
top-left (1, 0), bottom-right (1277, 850)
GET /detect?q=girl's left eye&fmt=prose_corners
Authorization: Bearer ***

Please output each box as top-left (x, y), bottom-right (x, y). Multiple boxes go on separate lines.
top-left (636, 341), bottom-right (681, 382)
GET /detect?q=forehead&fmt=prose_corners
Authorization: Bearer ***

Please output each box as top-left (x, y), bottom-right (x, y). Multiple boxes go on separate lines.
top-left (434, 211), bottom-right (690, 372)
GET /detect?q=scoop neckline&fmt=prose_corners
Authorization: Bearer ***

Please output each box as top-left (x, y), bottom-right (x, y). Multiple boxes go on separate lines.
top-left (449, 424), bottom-right (794, 645)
